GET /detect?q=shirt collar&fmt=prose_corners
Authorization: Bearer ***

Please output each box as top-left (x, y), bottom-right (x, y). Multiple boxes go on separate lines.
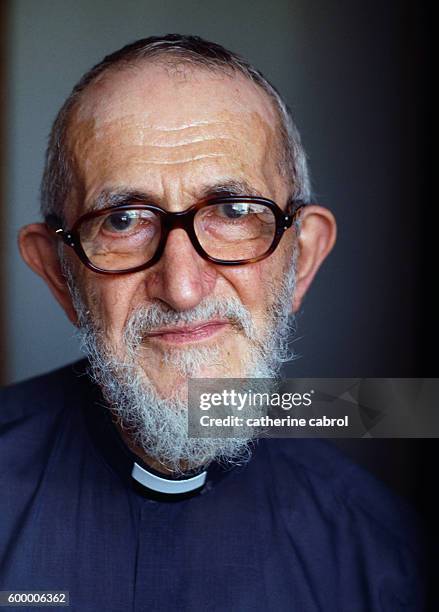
top-left (132, 462), bottom-right (207, 494)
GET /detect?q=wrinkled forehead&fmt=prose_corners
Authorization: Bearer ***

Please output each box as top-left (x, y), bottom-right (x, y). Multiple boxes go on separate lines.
top-left (71, 60), bottom-right (279, 137)
top-left (64, 61), bottom-right (285, 217)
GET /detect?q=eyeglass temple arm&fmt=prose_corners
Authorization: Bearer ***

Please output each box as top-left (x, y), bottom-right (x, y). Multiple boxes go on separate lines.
top-left (284, 201), bottom-right (307, 228)
top-left (45, 214), bottom-right (76, 247)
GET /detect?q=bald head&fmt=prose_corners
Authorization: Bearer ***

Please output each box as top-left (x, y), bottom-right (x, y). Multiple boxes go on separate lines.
top-left (64, 61), bottom-right (288, 223)
top-left (40, 34), bottom-right (311, 223)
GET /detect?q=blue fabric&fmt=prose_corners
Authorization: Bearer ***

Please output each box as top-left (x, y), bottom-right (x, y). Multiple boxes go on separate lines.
top-left (0, 361), bottom-right (426, 611)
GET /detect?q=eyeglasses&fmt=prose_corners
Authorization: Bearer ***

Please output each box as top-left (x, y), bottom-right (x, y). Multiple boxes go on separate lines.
top-left (46, 196), bottom-right (305, 275)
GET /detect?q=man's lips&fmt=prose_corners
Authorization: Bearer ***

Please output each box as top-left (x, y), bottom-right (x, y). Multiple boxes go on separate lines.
top-left (145, 320), bottom-right (230, 344)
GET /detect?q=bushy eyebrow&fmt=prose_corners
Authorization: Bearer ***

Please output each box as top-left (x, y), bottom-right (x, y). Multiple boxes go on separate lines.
top-left (199, 180), bottom-right (265, 199)
top-left (88, 189), bottom-right (151, 211)
top-left (88, 179), bottom-right (266, 211)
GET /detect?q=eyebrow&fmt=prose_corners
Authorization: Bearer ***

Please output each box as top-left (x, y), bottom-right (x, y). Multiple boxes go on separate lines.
top-left (88, 189), bottom-right (152, 211)
top-left (88, 180), bottom-right (267, 211)
top-left (199, 180), bottom-right (265, 199)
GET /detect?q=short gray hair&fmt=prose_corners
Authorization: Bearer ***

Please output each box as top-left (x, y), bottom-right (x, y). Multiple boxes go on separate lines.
top-left (40, 34), bottom-right (311, 222)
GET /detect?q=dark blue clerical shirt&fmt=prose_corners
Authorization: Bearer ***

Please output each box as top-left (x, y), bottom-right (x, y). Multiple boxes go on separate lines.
top-left (0, 361), bottom-right (425, 611)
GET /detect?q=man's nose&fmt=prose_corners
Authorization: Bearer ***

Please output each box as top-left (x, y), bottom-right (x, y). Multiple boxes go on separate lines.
top-left (146, 228), bottom-right (218, 311)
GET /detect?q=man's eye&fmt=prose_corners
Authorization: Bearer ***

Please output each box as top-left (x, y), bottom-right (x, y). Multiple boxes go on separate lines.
top-left (217, 203), bottom-right (251, 219)
top-left (103, 212), bottom-right (138, 233)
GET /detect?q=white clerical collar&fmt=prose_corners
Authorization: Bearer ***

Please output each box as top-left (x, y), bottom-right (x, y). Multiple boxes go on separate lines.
top-left (131, 462), bottom-right (207, 495)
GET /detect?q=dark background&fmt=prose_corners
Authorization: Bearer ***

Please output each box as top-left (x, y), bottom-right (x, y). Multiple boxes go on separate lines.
top-left (1, 0), bottom-right (436, 605)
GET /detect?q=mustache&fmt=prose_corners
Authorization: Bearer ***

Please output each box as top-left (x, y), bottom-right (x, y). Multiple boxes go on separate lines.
top-left (123, 296), bottom-right (259, 347)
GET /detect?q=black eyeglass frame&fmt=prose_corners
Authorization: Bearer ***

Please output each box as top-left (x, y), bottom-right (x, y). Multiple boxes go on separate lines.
top-left (45, 196), bottom-right (306, 275)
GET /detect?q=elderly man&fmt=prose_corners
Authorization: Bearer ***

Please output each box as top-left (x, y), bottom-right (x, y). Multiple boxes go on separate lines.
top-left (0, 35), bottom-right (424, 610)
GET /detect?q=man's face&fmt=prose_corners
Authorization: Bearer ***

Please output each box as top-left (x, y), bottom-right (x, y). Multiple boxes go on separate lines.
top-left (65, 62), bottom-right (296, 397)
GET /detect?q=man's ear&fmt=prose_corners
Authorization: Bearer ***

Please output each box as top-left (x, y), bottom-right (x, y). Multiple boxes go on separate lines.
top-left (18, 223), bottom-right (78, 325)
top-left (292, 205), bottom-right (337, 313)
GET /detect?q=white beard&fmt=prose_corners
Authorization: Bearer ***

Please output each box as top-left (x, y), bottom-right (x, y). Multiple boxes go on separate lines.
top-left (62, 258), bottom-right (298, 474)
